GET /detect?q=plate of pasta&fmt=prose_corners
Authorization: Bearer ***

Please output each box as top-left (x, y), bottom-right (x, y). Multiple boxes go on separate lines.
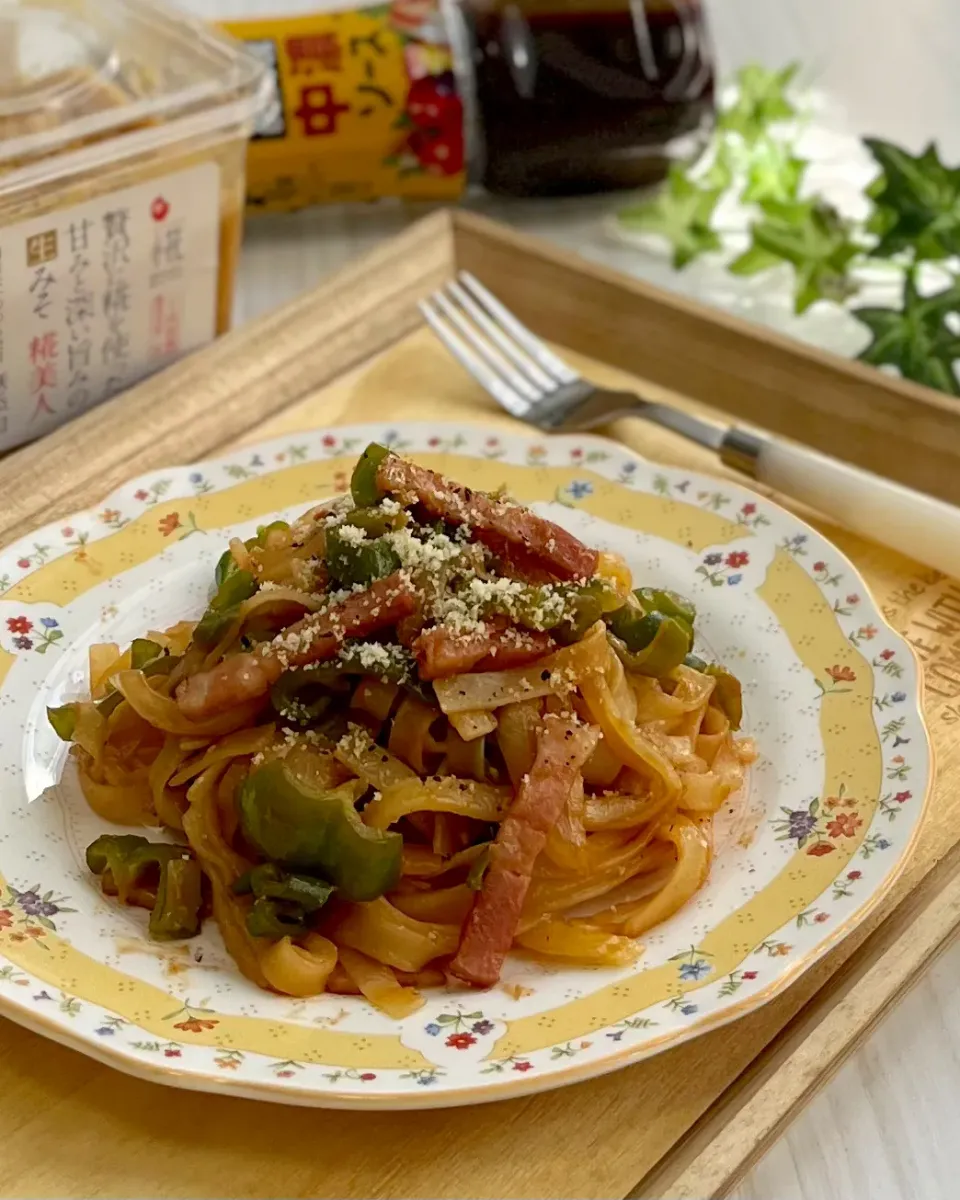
top-left (0, 423), bottom-right (929, 1107)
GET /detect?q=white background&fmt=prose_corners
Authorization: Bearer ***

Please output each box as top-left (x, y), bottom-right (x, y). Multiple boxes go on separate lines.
top-left (185, 0), bottom-right (960, 1194)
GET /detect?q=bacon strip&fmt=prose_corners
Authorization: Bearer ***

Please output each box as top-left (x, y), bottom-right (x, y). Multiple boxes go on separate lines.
top-left (413, 622), bottom-right (555, 681)
top-left (175, 654), bottom-right (282, 723)
top-left (177, 573), bottom-right (417, 720)
top-left (481, 533), bottom-right (561, 586)
top-left (283, 573), bottom-right (418, 670)
top-left (377, 454), bottom-right (598, 581)
top-left (449, 715), bottom-right (599, 988)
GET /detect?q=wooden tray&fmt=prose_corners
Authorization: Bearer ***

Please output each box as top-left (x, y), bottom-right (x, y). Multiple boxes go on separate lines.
top-left (1, 210), bottom-right (958, 1200)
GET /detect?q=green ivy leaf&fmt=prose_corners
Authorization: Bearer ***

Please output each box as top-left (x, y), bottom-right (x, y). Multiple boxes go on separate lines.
top-left (740, 138), bottom-right (807, 205)
top-left (864, 138), bottom-right (960, 261)
top-left (698, 140), bottom-right (737, 192)
top-left (853, 270), bottom-right (960, 395)
top-left (727, 245), bottom-right (783, 276)
top-left (729, 199), bottom-right (861, 313)
top-left (618, 166), bottom-right (723, 268)
top-left (718, 63), bottom-right (800, 143)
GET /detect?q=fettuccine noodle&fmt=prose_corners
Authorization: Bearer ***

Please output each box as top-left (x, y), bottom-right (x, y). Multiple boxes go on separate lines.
top-left (50, 445), bottom-right (754, 1013)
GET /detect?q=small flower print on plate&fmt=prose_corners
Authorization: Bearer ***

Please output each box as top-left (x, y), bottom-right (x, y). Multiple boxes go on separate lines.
top-left (555, 479), bottom-right (594, 506)
top-left (4, 615), bottom-right (63, 655)
top-left (0, 422), bottom-right (929, 1108)
top-left (697, 549), bottom-right (750, 587)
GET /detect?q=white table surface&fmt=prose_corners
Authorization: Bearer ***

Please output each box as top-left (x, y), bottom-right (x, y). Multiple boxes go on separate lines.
top-left (226, 1), bottom-right (960, 1195)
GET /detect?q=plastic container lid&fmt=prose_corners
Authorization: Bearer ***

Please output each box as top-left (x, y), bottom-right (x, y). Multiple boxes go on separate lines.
top-left (0, 0), bottom-right (270, 194)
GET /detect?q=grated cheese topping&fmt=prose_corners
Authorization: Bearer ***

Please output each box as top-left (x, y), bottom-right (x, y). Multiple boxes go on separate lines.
top-left (256, 483), bottom-right (595, 668)
top-left (335, 522), bottom-right (367, 546)
top-left (384, 527), bottom-right (463, 571)
top-left (337, 722), bottom-right (374, 759)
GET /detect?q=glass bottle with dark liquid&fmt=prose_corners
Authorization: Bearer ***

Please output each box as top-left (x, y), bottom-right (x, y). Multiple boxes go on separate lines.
top-left (448, 0), bottom-right (714, 197)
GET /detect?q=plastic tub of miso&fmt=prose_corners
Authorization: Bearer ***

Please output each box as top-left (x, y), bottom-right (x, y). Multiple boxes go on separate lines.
top-left (0, 0), bottom-right (269, 451)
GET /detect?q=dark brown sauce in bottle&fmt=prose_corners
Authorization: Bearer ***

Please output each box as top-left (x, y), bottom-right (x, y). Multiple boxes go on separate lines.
top-left (455, 0), bottom-right (714, 196)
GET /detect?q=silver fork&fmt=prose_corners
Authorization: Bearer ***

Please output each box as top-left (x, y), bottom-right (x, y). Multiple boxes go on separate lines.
top-left (420, 271), bottom-right (960, 580)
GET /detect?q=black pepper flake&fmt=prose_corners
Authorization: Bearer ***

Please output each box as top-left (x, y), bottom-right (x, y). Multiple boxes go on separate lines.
top-left (541, 670), bottom-right (551, 681)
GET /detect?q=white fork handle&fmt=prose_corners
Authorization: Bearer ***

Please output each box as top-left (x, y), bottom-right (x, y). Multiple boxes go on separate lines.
top-left (753, 437), bottom-right (960, 579)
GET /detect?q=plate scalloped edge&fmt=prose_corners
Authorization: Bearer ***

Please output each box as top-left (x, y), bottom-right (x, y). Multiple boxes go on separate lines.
top-left (0, 421), bottom-right (932, 1109)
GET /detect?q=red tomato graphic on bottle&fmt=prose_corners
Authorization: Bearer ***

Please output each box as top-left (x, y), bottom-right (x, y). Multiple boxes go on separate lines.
top-left (401, 71), bottom-right (463, 176)
top-left (406, 73), bottom-right (461, 132)
top-left (407, 123), bottom-right (464, 175)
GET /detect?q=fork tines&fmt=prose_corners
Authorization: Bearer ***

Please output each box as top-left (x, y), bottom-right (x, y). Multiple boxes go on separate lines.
top-left (419, 271), bottom-right (579, 418)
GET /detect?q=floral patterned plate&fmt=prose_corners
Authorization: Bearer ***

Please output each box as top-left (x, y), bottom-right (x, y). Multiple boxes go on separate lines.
top-left (0, 422), bottom-right (930, 1108)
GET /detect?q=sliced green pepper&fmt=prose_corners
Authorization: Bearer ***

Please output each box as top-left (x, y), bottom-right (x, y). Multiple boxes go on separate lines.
top-left (149, 857), bottom-right (204, 939)
top-left (239, 759), bottom-right (402, 902)
top-left (350, 442), bottom-right (390, 507)
top-left (95, 691), bottom-right (125, 721)
top-left (259, 520), bottom-right (291, 543)
top-left (474, 579), bottom-right (610, 639)
top-left (277, 645), bottom-right (415, 696)
top-left (548, 579), bottom-right (621, 643)
top-left (47, 704), bottom-right (77, 741)
top-left (245, 640), bottom-right (415, 726)
top-left (682, 655), bottom-right (743, 730)
top-left (634, 587), bottom-right (697, 627)
top-left (214, 548), bottom-right (239, 587)
top-left (271, 668), bottom-right (336, 727)
top-left (325, 528), bottom-right (400, 588)
top-left (608, 614), bottom-right (691, 677)
top-left (86, 834), bottom-right (187, 890)
top-left (314, 711), bottom-right (351, 745)
top-left (143, 653), bottom-right (179, 680)
top-left (86, 834), bottom-right (201, 936)
top-left (484, 584), bottom-right (566, 632)
top-left (705, 664), bottom-right (743, 730)
top-left (466, 846), bottom-right (491, 891)
top-left (195, 561), bottom-right (257, 648)
top-left (607, 606), bottom-right (661, 652)
top-left (246, 896), bottom-right (309, 938)
top-left (342, 505), bottom-right (406, 538)
top-left (233, 862), bottom-right (334, 939)
top-left (608, 594), bottom-right (694, 657)
top-left (233, 862), bottom-right (334, 911)
top-left (130, 638), bottom-right (164, 670)
top-left (212, 569), bottom-right (257, 612)
top-left (608, 588), bottom-right (696, 655)
top-left (194, 604), bottom-right (239, 648)
top-left (552, 589), bottom-right (604, 644)
top-left (245, 520), bottom-right (291, 551)
top-left (590, 577), bottom-right (627, 615)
